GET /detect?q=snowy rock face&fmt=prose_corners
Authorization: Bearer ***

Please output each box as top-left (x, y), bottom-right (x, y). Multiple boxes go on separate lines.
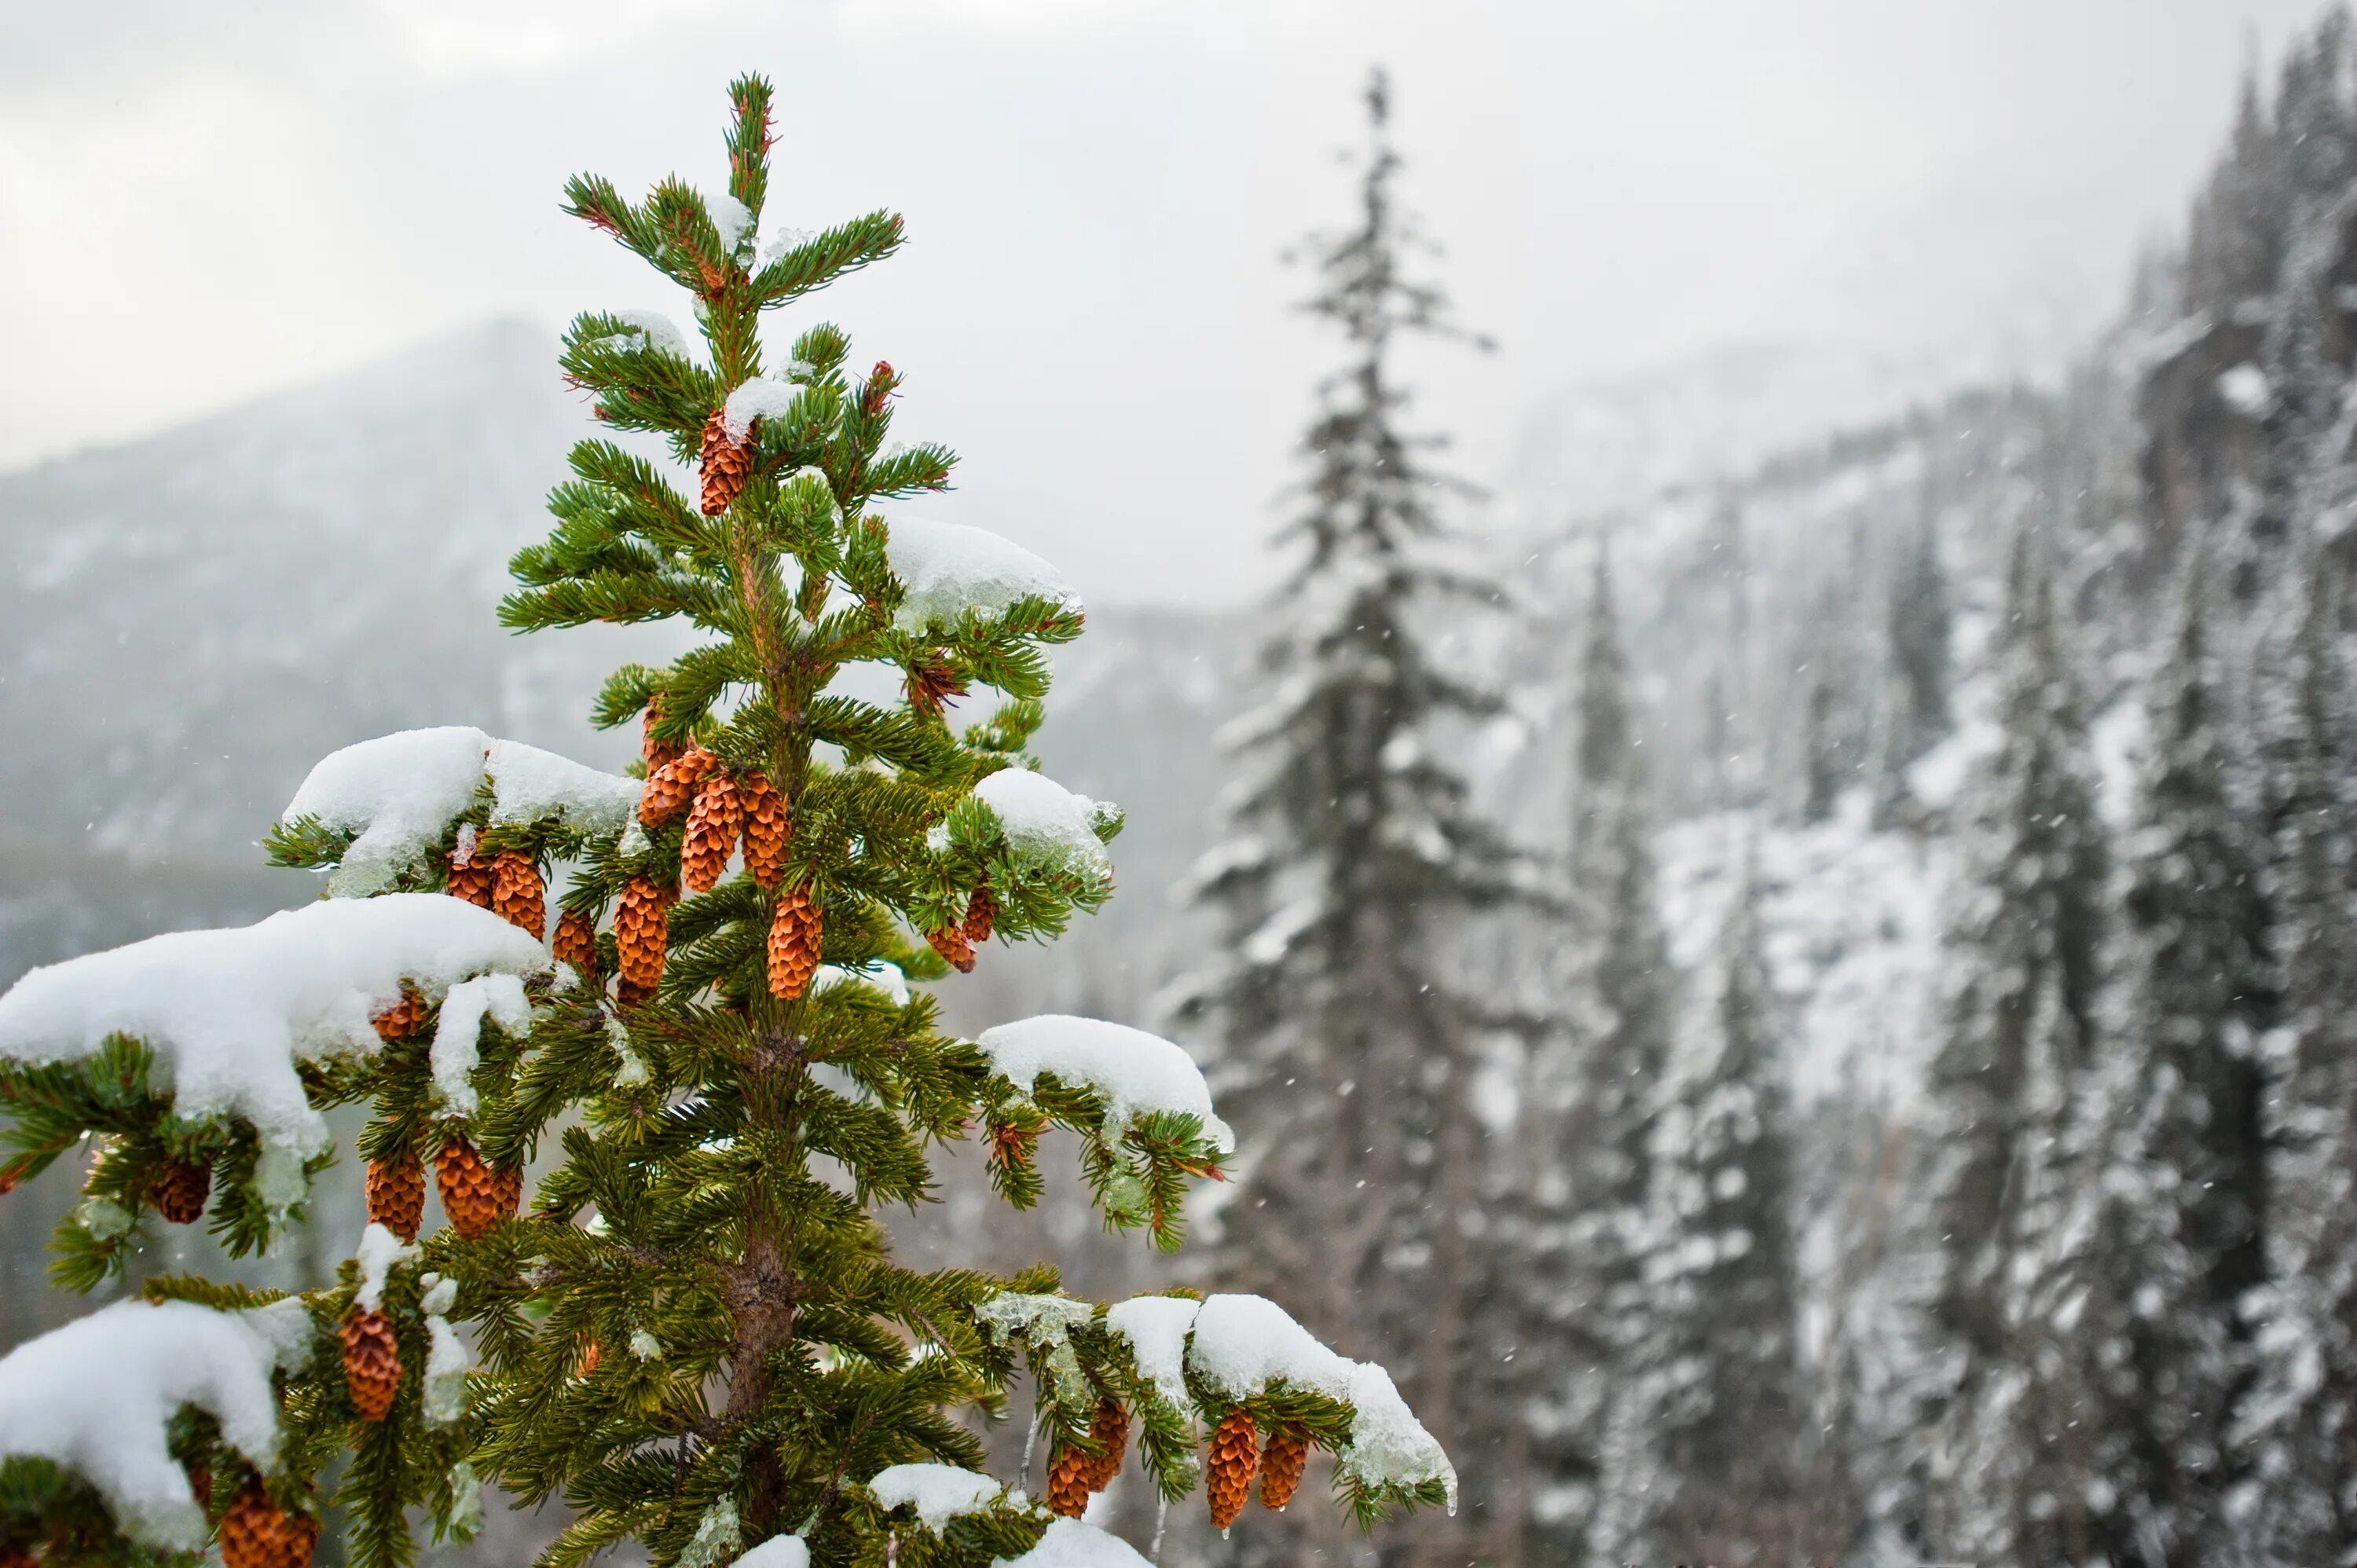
top-left (0, 1299), bottom-right (299, 1549)
top-left (0, 894), bottom-right (547, 1202)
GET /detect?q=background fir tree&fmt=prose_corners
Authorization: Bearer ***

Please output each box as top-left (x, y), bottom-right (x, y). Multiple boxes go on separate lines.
top-left (1915, 529), bottom-right (2111, 1565)
top-left (0, 77), bottom-right (1456, 1568)
top-left (1168, 68), bottom-right (1531, 1568)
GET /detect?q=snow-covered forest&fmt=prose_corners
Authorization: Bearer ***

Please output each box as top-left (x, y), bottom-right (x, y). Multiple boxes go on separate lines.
top-left (5, 8), bottom-right (2357, 1568)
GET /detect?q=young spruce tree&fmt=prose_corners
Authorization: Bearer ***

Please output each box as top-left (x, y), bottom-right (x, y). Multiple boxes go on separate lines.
top-left (0, 78), bottom-right (1452, 1568)
top-left (1169, 68), bottom-right (1526, 1568)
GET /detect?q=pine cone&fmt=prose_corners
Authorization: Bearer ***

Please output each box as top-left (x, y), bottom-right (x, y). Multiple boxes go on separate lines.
top-left (643, 696), bottom-right (683, 772)
top-left (220, 1479), bottom-right (317, 1568)
top-left (0, 1542), bottom-right (35, 1568)
top-left (445, 855), bottom-right (494, 909)
top-left (739, 771), bottom-right (790, 888)
top-left (1206, 1408), bottom-right (1259, 1531)
top-left (927, 922), bottom-right (977, 974)
top-left (372, 987), bottom-right (426, 1042)
top-left (1044, 1442), bottom-right (1095, 1519)
top-left (1257, 1428), bottom-right (1308, 1512)
top-left (366, 1155), bottom-right (425, 1242)
top-left (553, 910), bottom-right (598, 974)
top-left (152, 1156), bottom-right (211, 1225)
top-left (639, 746), bottom-right (717, 829)
top-left (339, 1306), bottom-right (401, 1422)
top-left (1084, 1398), bottom-right (1130, 1492)
top-left (617, 976), bottom-right (657, 1009)
top-left (614, 875), bottom-right (672, 990)
top-left (698, 410), bottom-right (753, 516)
top-left (489, 851), bottom-right (545, 939)
top-left (766, 888), bottom-right (822, 998)
top-left (493, 1160), bottom-right (524, 1217)
top-left (682, 773), bottom-right (744, 893)
top-left (963, 881), bottom-right (997, 944)
top-left (434, 1135), bottom-right (516, 1241)
top-left (187, 1458), bottom-right (213, 1517)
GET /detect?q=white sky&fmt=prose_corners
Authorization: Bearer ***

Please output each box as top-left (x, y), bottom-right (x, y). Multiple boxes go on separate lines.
top-left (0, 0), bottom-right (2322, 606)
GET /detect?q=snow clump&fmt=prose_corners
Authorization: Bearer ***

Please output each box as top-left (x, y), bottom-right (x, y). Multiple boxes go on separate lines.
top-left (970, 768), bottom-right (1113, 879)
top-left (865, 1464), bottom-right (1005, 1531)
top-left (998, 1518), bottom-right (1153, 1568)
top-left (884, 518), bottom-right (1080, 633)
top-left (0, 895), bottom-right (547, 1207)
top-left (735, 1537), bottom-right (809, 1568)
top-left (1104, 1294), bottom-right (1203, 1409)
top-left (976, 1015), bottom-right (1233, 1154)
top-left (722, 378), bottom-right (804, 441)
top-left (0, 1299), bottom-right (300, 1549)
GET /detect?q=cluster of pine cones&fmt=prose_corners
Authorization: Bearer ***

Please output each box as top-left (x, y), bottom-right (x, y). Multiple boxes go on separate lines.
top-left (1206, 1409), bottom-right (1310, 1530)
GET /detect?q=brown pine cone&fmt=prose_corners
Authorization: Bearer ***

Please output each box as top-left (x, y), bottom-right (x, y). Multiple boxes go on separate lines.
top-left (339, 1306), bottom-right (401, 1422)
top-left (1083, 1398), bottom-right (1130, 1492)
top-left (1257, 1428), bottom-right (1309, 1512)
top-left (616, 976), bottom-right (657, 1009)
top-left (681, 773), bottom-right (744, 893)
top-left (434, 1135), bottom-right (515, 1242)
top-left (639, 746), bottom-right (717, 829)
top-left (152, 1156), bottom-right (211, 1225)
top-left (614, 875), bottom-right (672, 990)
top-left (220, 1478), bottom-right (317, 1568)
top-left (0, 1542), bottom-right (35, 1568)
top-left (643, 695), bottom-right (682, 772)
top-left (766, 888), bottom-right (822, 999)
top-left (739, 771), bottom-right (790, 888)
top-left (365, 1155), bottom-right (425, 1242)
top-left (963, 881), bottom-right (997, 944)
top-left (698, 409), bottom-right (753, 517)
top-left (371, 987), bottom-right (427, 1042)
top-left (489, 851), bottom-right (545, 940)
top-left (553, 910), bottom-right (598, 974)
top-left (1043, 1442), bottom-right (1095, 1519)
top-left (1206, 1408), bottom-right (1259, 1531)
top-left (187, 1458), bottom-right (214, 1517)
top-left (927, 922), bottom-right (977, 974)
top-left (445, 855), bottom-right (494, 909)
top-left (492, 1160), bottom-right (525, 1217)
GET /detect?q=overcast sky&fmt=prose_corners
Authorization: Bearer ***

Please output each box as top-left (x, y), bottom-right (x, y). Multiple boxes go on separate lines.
top-left (0, 0), bottom-right (2324, 606)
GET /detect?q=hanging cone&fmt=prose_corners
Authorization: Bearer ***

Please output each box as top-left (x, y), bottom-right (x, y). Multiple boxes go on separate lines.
top-left (926, 922), bottom-right (977, 974)
top-left (1083, 1398), bottom-right (1130, 1492)
top-left (681, 773), bottom-right (744, 893)
top-left (339, 1306), bottom-right (401, 1422)
top-left (1206, 1409), bottom-right (1259, 1531)
top-left (187, 1459), bottom-right (214, 1517)
top-left (492, 1160), bottom-right (525, 1218)
top-left (963, 881), bottom-right (997, 944)
top-left (220, 1478), bottom-right (318, 1568)
top-left (553, 910), bottom-right (598, 975)
top-left (698, 409), bottom-right (753, 517)
top-left (766, 888), bottom-right (822, 999)
top-left (639, 746), bottom-right (717, 828)
top-left (366, 1155), bottom-right (426, 1242)
top-left (617, 976), bottom-right (657, 1009)
top-left (1044, 1442), bottom-right (1095, 1519)
top-left (739, 771), bottom-right (789, 888)
top-left (1257, 1429), bottom-right (1308, 1512)
top-left (445, 855), bottom-right (494, 909)
top-left (371, 987), bottom-right (427, 1042)
top-left (614, 876), bottom-right (672, 991)
top-left (489, 851), bottom-right (545, 940)
top-left (434, 1135), bottom-right (515, 1242)
top-left (643, 696), bottom-right (682, 773)
top-left (152, 1157), bottom-right (211, 1225)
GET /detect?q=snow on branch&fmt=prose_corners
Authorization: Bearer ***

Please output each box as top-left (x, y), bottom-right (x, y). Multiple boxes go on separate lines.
top-left (864, 1464), bottom-right (1006, 1531)
top-left (975, 1015), bottom-right (1233, 1154)
top-left (0, 1299), bottom-right (306, 1550)
top-left (0, 895), bottom-right (548, 1202)
top-left (278, 727), bottom-right (640, 896)
top-left (884, 517), bottom-right (1080, 634)
top-left (970, 768), bottom-right (1116, 881)
top-left (999, 1518), bottom-right (1151, 1568)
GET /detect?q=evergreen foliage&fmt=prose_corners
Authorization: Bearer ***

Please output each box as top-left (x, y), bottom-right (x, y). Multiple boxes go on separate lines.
top-left (1167, 68), bottom-right (1529, 1568)
top-left (0, 79), bottom-right (1450, 1568)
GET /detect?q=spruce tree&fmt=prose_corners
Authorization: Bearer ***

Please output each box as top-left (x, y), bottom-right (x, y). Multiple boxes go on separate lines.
top-left (0, 79), bottom-right (1453, 1568)
top-left (1916, 531), bottom-right (2110, 1565)
top-left (2095, 557), bottom-right (2274, 1563)
top-left (1528, 554), bottom-right (1678, 1566)
top-left (1593, 863), bottom-right (1816, 1566)
top-left (1168, 68), bottom-right (1527, 1568)
top-left (2242, 555), bottom-right (2357, 1560)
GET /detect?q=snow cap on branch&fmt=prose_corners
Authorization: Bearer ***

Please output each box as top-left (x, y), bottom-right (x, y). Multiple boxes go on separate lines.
top-left (884, 517), bottom-right (1080, 633)
top-left (970, 768), bottom-right (1115, 880)
top-left (865, 1464), bottom-right (1005, 1531)
top-left (0, 1299), bottom-right (294, 1550)
top-left (976, 1015), bottom-right (1233, 1153)
top-left (0, 895), bottom-right (547, 1203)
top-left (1000, 1518), bottom-right (1153, 1568)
